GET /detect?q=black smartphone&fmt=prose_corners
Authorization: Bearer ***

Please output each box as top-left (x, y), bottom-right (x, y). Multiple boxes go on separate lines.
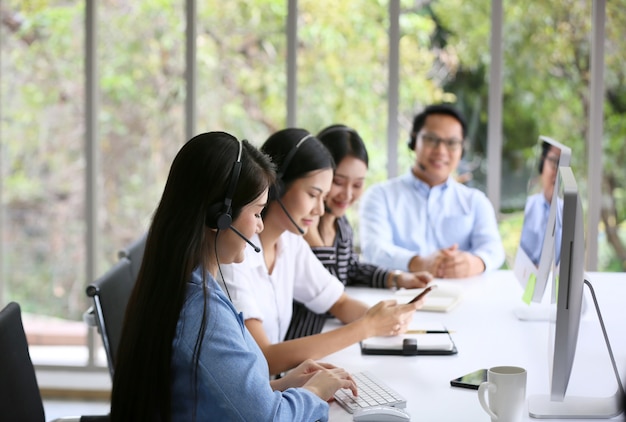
top-left (408, 285), bottom-right (436, 304)
top-left (450, 369), bottom-right (487, 390)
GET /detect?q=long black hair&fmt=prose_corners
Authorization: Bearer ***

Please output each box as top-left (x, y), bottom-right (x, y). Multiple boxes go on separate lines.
top-left (111, 131), bottom-right (274, 421)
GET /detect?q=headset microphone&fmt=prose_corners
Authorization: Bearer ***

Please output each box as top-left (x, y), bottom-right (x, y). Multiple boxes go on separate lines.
top-left (277, 198), bottom-right (305, 235)
top-left (229, 225), bottom-right (261, 253)
top-left (417, 162), bottom-right (427, 172)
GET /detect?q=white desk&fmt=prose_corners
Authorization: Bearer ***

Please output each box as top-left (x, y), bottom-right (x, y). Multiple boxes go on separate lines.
top-left (323, 270), bottom-right (626, 421)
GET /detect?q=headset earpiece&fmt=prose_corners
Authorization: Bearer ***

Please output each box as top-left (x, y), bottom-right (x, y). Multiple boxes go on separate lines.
top-left (205, 202), bottom-right (227, 229)
top-left (269, 179), bottom-right (285, 201)
top-left (269, 132), bottom-right (312, 235)
top-left (408, 132), bottom-right (417, 151)
top-left (205, 138), bottom-right (243, 230)
top-left (215, 208), bottom-right (233, 230)
top-left (272, 133), bottom-right (312, 199)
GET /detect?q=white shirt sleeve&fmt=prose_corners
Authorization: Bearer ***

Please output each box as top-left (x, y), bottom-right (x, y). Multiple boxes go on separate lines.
top-left (288, 234), bottom-right (345, 314)
top-left (219, 232), bottom-right (344, 343)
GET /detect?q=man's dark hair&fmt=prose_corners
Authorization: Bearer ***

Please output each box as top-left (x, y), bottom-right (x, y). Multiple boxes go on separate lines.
top-left (408, 104), bottom-right (467, 150)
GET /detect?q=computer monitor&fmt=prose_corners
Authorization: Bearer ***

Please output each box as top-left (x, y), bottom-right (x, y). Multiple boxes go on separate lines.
top-left (513, 136), bottom-right (571, 320)
top-left (549, 166), bottom-right (585, 401)
top-left (528, 166), bottom-right (624, 418)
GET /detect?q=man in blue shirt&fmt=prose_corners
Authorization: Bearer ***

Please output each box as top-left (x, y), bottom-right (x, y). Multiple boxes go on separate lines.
top-left (359, 104), bottom-right (505, 278)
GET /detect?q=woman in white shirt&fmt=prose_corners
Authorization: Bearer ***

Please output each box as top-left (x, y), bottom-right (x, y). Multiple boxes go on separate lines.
top-left (220, 128), bottom-right (422, 376)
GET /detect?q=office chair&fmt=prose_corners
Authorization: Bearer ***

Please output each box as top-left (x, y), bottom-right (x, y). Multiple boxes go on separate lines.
top-left (84, 233), bottom-right (146, 342)
top-left (117, 232), bottom-right (147, 282)
top-left (86, 257), bottom-right (134, 378)
top-left (0, 302), bottom-right (110, 422)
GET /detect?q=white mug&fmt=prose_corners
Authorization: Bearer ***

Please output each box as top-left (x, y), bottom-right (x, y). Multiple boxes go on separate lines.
top-left (478, 366), bottom-right (527, 422)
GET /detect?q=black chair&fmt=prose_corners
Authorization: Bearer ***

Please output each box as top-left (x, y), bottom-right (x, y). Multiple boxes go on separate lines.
top-left (0, 301), bottom-right (47, 421)
top-left (0, 302), bottom-right (110, 422)
top-left (117, 232), bottom-right (147, 282)
top-left (86, 257), bottom-right (135, 378)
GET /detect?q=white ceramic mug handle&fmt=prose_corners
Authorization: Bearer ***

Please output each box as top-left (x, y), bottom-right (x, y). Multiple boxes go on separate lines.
top-left (478, 381), bottom-right (498, 420)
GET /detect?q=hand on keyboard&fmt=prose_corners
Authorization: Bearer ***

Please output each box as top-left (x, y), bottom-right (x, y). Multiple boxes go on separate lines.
top-left (298, 361), bottom-right (357, 401)
top-left (333, 371), bottom-right (406, 414)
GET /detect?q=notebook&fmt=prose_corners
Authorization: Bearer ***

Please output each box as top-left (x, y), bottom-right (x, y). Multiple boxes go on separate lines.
top-left (360, 323), bottom-right (458, 356)
top-left (395, 284), bottom-right (462, 312)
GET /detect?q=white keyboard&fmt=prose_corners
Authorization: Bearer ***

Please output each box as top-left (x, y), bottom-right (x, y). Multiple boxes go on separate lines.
top-left (333, 371), bottom-right (407, 414)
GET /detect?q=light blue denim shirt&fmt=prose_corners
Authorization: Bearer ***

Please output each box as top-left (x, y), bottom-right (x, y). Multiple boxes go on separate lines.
top-left (519, 193), bottom-right (549, 266)
top-left (170, 267), bottom-right (329, 421)
top-left (358, 171), bottom-right (505, 272)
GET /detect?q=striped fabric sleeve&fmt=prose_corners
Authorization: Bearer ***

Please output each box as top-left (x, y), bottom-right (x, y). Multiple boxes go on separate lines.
top-left (323, 216), bottom-right (391, 289)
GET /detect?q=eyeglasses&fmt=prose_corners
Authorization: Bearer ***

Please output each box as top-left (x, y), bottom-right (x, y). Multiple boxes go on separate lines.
top-left (419, 133), bottom-right (465, 152)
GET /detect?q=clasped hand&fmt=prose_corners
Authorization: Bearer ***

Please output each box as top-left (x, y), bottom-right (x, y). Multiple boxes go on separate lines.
top-left (415, 244), bottom-right (485, 278)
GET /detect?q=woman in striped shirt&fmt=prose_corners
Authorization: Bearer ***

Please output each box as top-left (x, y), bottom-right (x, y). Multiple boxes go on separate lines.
top-left (284, 125), bottom-right (433, 341)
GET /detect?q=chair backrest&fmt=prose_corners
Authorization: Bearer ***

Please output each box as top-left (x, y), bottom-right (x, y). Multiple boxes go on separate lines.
top-left (0, 302), bottom-right (46, 422)
top-left (117, 232), bottom-right (147, 282)
top-left (86, 257), bottom-right (135, 378)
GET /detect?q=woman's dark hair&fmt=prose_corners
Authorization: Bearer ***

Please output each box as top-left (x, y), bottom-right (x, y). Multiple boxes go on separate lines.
top-left (110, 131), bottom-right (274, 421)
top-left (260, 128), bottom-right (335, 200)
top-left (538, 140), bottom-right (552, 174)
top-left (317, 124), bottom-right (369, 168)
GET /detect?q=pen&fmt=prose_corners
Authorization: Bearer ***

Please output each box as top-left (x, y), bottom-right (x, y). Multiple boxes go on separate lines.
top-left (405, 330), bottom-right (455, 334)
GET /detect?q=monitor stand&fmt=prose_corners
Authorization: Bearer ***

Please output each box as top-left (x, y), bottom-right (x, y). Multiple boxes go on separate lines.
top-left (527, 279), bottom-right (625, 419)
top-left (514, 280), bottom-right (557, 322)
top-left (513, 302), bottom-right (556, 322)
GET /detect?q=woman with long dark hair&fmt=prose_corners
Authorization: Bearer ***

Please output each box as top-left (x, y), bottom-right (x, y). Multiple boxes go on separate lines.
top-left (111, 131), bottom-right (356, 421)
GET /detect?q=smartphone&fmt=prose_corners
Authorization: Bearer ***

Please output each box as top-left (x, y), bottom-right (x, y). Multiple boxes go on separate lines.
top-left (408, 285), bottom-right (437, 304)
top-left (450, 369), bottom-right (487, 390)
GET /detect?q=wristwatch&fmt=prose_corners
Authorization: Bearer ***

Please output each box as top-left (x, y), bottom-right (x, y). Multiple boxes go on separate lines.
top-left (390, 270), bottom-right (402, 290)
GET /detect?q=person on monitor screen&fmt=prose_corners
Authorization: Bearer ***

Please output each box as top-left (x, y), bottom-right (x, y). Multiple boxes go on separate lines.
top-left (110, 132), bottom-right (357, 421)
top-left (218, 128), bottom-right (424, 376)
top-left (282, 124), bottom-right (433, 341)
top-left (519, 141), bottom-right (563, 266)
top-left (358, 104), bottom-right (505, 279)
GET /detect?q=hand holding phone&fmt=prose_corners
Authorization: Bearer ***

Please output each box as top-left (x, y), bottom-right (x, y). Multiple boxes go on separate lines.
top-left (408, 285), bottom-right (437, 304)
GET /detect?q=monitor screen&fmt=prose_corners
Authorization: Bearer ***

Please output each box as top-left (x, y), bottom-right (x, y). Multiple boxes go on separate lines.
top-left (513, 136), bottom-right (571, 305)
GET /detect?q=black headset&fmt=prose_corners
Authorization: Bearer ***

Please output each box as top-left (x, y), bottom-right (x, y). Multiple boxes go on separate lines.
top-left (317, 124), bottom-right (359, 139)
top-left (270, 133), bottom-right (313, 199)
top-left (206, 137), bottom-right (243, 230)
